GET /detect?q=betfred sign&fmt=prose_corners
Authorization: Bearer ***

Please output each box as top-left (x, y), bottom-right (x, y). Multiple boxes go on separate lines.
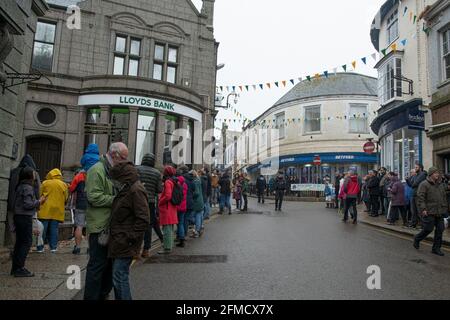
top-left (363, 141), bottom-right (376, 154)
top-left (313, 155), bottom-right (321, 166)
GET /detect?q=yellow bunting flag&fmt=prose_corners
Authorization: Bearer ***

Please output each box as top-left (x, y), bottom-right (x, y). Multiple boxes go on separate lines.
top-left (352, 61), bottom-right (356, 69)
top-left (314, 73), bottom-right (320, 80)
top-left (266, 83), bottom-right (271, 89)
top-left (391, 43), bottom-right (397, 53)
top-left (282, 80), bottom-right (286, 87)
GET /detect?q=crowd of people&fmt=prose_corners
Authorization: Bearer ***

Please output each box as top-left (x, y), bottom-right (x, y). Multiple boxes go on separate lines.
top-left (324, 164), bottom-right (450, 256)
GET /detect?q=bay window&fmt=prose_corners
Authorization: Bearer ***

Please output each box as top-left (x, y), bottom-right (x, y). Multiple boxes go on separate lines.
top-left (378, 57), bottom-right (402, 105)
top-left (443, 29), bottom-right (450, 81)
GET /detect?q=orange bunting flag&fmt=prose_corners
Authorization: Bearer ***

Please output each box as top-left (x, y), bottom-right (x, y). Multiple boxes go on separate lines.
top-left (410, 11), bottom-right (413, 21)
top-left (282, 80), bottom-right (287, 87)
top-left (314, 73), bottom-right (320, 80)
top-left (351, 61), bottom-right (356, 69)
top-left (239, 86), bottom-right (243, 92)
top-left (266, 83), bottom-right (271, 89)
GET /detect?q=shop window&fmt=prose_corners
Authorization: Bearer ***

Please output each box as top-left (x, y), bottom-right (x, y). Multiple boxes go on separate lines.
top-left (84, 108), bottom-right (101, 148)
top-left (378, 57), bottom-right (402, 105)
top-left (163, 115), bottom-right (179, 165)
top-left (110, 108), bottom-right (129, 145)
top-left (135, 111), bottom-right (156, 165)
top-left (304, 105), bottom-right (321, 134)
top-left (153, 43), bottom-right (178, 84)
top-left (32, 21), bottom-right (56, 71)
top-left (113, 35), bottom-right (141, 76)
top-left (275, 112), bottom-right (285, 139)
top-left (386, 9), bottom-right (398, 45)
top-left (349, 104), bottom-right (369, 133)
top-left (393, 129), bottom-right (403, 179)
top-left (442, 29), bottom-right (450, 81)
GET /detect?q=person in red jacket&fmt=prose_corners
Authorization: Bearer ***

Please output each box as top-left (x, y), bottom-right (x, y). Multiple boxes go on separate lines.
top-left (175, 175), bottom-right (188, 248)
top-left (158, 166), bottom-right (179, 254)
top-left (342, 170), bottom-right (360, 224)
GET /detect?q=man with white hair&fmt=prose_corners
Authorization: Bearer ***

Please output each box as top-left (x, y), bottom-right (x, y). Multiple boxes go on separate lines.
top-left (84, 142), bottom-right (128, 300)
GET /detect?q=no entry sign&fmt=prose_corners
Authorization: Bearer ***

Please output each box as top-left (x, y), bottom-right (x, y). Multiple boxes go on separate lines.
top-left (313, 155), bottom-right (321, 166)
top-left (363, 141), bottom-right (376, 154)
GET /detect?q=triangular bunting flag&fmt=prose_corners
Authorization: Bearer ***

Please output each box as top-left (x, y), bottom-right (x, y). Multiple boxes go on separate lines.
top-left (361, 57), bottom-right (367, 65)
top-left (306, 76), bottom-right (311, 81)
top-left (298, 77), bottom-right (303, 82)
top-left (410, 12), bottom-right (413, 21)
top-left (226, 86), bottom-right (230, 92)
top-left (413, 15), bottom-right (417, 24)
top-left (282, 80), bottom-right (286, 87)
top-left (259, 84), bottom-right (263, 90)
top-left (324, 71), bottom-right (329, 78)
top-left (220, 86), bottom-right (223, 91)
top-left (252, 85), bottom-right (257, 91)
top-left (290, 79), bottom-right (295, 85)
top-left (371, 53), bottom-right (377, 61)
top-left (314, 73), bottom-right (320, 80)
top-left (401, 39), bottom-right (407, 46)
top-left (275, 82), bottom-right (279, 87)
top-left (381, 48), bottom-right (387, 56)
top-left (266, 83), bottom-right (271, 89)
top-left (351, 61), bottom-right (356, 70)
top-left (232, 86), bottom-right (236, 92)
top-left (245, 85), bottom-right (249, 91)
top-left (239, 86), bottom-right (243, 92)
top-left (342, 65), bottom-right (347, 72)
top-left (403, 6), bottom-right (408, 16)
top-left (391, 43), bottom-right (397, 53)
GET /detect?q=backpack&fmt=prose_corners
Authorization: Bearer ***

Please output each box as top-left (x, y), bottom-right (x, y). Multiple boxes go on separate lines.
top-left (170, 177), bottom-right (183, 206)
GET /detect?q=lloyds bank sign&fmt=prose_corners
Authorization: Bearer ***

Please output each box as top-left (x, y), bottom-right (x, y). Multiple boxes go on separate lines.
top-left (78, 93), bottom-right (202, 121)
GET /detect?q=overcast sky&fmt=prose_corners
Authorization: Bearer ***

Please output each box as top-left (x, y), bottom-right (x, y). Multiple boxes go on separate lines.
top-left (191, 0), bottom-right (386, 133)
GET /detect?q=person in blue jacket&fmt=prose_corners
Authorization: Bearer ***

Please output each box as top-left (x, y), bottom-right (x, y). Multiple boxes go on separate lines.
top-left (80, 144), bottom-right (100, 171)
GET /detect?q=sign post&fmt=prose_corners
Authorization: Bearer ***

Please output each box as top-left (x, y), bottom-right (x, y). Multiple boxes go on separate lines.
top-left (363, 141), bottom-right (376, 154)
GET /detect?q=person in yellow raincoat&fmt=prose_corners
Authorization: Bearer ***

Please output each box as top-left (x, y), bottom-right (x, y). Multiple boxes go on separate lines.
top-left (37, 169), bottom-right (69, 253)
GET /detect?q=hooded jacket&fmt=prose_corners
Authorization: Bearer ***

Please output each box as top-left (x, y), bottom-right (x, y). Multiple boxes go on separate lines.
top-left (14, 180), bottom-right (40, 217)
top-left (137, 154), bottom-right (162, 204)
top-left (86, 156), bottom-right (115, 234)
top-left (367, 175), bottom-right (381, 196)
top-left (81, 144), bottom-right (100, 172)
top-left (7, 154), bottom-right (41, 211)
top-left (344, 175), bottom-right (360, 199)
top-left (389, 176), bottom-right (406, 206)
top-left (256, 176), bottom-right (267, 192)
top-left (416, 177), bottom-right (449, 216)
top-left (176, 175), bottom-right (188, 213)
top-left (274, 174), bottom-right (286, 191)
top-left (108, 161), bottom-right (150, 258)
top-left (69, 171), bottom-right (88, 210)
top-left (38, 169), bottom-right (69, 222)
top-left (219, 173), bottom-right (231, 195)
top-left (200, 174), bottom-right (208, 202)
top-left (192, 176), bottom-right (204, 212)
top-left (183, 172), bottom-right (195, 211)
top-left (158, 167), bottom-right (179, 226)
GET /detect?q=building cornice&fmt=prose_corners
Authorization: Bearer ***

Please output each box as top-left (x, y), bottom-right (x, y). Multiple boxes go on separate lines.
top-left (374, 50), bottom-right (404, 69)
top-left (423, 0), bottom-right (450, 21)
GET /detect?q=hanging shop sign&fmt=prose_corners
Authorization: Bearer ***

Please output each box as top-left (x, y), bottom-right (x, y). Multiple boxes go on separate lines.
top-left (78, 94), bottom-right (203, 122)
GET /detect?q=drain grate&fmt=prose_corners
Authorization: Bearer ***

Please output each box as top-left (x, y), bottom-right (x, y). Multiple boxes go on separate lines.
top-left (145, 254), bottom-right (227, 264)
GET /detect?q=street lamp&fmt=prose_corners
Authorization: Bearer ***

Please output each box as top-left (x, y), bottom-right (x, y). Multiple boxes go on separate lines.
top-left (215, 91), bottom-right (239, 109)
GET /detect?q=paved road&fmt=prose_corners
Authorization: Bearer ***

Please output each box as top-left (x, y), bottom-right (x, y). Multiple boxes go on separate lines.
top-left (98, 199), bottom-right (450, 299)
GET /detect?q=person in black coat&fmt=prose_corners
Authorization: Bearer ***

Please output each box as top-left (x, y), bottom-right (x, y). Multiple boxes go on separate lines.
top-left (256, 175), bottom-right (267, 204)
top-left (218, 171), bottom-right (232, 214)
top-left (334, 173), bottom-right (341, 209)
top-left (367, 170), bottom-right (381, 217)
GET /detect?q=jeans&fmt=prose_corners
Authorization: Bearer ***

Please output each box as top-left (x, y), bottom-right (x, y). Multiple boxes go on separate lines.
top-left (275, 191), bottom-right (284, 210)
top-left (112, 258), bottom-right (133, 300)
top-left (235, 198), bottom-right (242, 210)
top-left (162, 225), bottom-right (174, 251)
top-left (344, 197), bottom-right (357, 221)
top-left (37, 219), bottom-right (59, 251)
top-left (194, 210), bottom-right (204, 233)
top-left (384, 197), bottom-right (390, 216)
top-left (203, 197), bottom-right (211, 219)
top-left (212, 187), bottom-right (220, 205)
top-left (177, 212), bottom-right (186, 240)
top-left (12, 215), bottom-right (32, 272)
top-left (219, 194), bottom-right (231, 212)
top-left (242, 194), bottom-right (248, 210)
top-left (415, 215), bottom-right (445, 251)
top-left (84, 233), bottom-right (113, 300)
top-left (257, 190), bottom-right (265, 203)
top-left (389, 205), bottom-right (407, 224)
top-left (143, 203), bottom-right (163, 250)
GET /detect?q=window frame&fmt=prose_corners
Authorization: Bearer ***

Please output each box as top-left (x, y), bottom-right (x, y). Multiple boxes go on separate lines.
top-left (152, 42), bottom-right (179, 84)
top-left (348, 103), bottom-right (369, 134)
top-left (303, 105), bottom-right (321, 135)
top-left (442, 29), bottom-right (450, 82)
top-left (32, 20), bottom-right (57, 72)
top-left (113, 34), bottom-right (142, 76)
top-left (275, 112), bottom-right (285, 140)
top-left (386, 8), bottom-right (399, 45)
top-left (378, 56), bottom-right (403, 106)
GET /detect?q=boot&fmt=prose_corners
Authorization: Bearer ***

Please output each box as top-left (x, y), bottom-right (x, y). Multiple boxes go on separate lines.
top-left (176, 239), bottom-right (185, 248)
top-left (432, 249), bottom-right (444, 256)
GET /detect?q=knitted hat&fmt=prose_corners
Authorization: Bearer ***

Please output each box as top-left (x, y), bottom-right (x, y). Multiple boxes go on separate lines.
top-left (428, 166), bottom-right (440, 176)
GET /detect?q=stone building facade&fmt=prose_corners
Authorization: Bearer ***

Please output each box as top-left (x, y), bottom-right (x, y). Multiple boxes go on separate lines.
top-left (0, 0), bottom-right (48, 246)
top-left (25, 0), bottom-right (218, 180)
top-left (424, 0), bottom-right (450, 173)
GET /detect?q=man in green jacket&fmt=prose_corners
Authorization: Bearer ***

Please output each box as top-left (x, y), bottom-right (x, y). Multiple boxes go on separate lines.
top-left (84, 142), bottom-right (128, 300)
top-left (414, 167), bottom-right (449, 256)
top-left (241, 174), bottom-right (250, 212)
